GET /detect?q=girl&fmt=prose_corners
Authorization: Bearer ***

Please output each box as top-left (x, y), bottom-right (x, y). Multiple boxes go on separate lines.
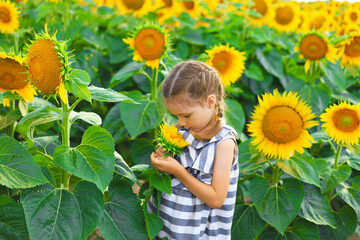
top-left (148, 60), bottom-right (239, 240)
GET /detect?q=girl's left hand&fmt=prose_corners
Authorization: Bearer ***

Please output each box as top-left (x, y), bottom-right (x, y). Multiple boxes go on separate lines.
top-left (150, 152), bottom-right (182, 176)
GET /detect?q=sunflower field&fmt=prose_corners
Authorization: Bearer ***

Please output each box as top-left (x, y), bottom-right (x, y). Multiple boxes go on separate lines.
top-left (1, 0), bottom-right (360, 239)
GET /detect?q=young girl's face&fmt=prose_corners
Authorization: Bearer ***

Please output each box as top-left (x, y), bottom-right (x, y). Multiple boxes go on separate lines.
top-left (165, 94), bottom-right (217, 137)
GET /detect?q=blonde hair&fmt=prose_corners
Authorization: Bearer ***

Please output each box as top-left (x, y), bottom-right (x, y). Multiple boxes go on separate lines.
top-left (162, 60), bottom-right (226, 118)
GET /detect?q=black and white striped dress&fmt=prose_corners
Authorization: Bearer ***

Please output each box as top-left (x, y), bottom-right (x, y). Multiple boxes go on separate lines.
top-left (148, 125), bottom-right (239, 240)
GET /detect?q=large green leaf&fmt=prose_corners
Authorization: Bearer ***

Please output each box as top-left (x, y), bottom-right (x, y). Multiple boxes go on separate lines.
top-left (88, 85), bottom-right (138, 103)
top-left (70, 111), bottom-right (102, 126)
top-left (225, 99), bottom-right (245, 136)
top-left (16, 106), bottom-right (65, 147)
top-left (120, 99), bottom-right (163, 139)
top-left (0, 136), bottom-right (47, 189)
top-left (322, 62), bottom-right (346, 92)
top-left (336, 178), bottom-right (360, 216)
top-left (65, 69), bottom-right (92, 102)
top-left (249, 177), bottom-right (304, 234)
top-left (258, 218), bottom-right (320, 240)
top-left (318, 206), bottom-right (357, 240)
top-left (150, 170), bottom-right (172, 195)
top-left (72, 181), bottom-right (105, 239)
top-left (21, 184), bottom-right (82, 240)
top-left (255, 48), bottom-right (286, 85)
top-left (298, 184), bottom-right (336, 228)
top-left (277, 153), bottom-right (320, 187)
top-left (109, 61), bottom-right (144, 88)
top-left (231, 201), bottom-right (266, 240)
top-left (114, 152), bottom-right (138, 185)
top-left (54, 126), bottom-right (115, 192)
top-left (98, 177), bottom-right (147, 240)
top-left (321, 165), bottom-right (351, 194)
top-left (244, 62), bottom-right (264, 81)
top-left (0, 195), bottom-right (29, 240)
top-left (144, 208), bottom-right (163, 240)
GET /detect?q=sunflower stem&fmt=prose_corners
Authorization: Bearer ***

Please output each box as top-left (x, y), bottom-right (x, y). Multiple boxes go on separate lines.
top-left (9, 100), bottom-right (16, 138)
top-left (61, 94), bottom-right (71, 189)
top-left (333, 145), bottom-right (342, 169)
top-left (13, 32), bottom-right (19, 54)
top-left (272, 161), bottom-right (280, 186)
top-left (150, 68), bottom-right (159, 101)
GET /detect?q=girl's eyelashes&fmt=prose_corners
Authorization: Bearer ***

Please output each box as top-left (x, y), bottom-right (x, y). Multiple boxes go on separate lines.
top-left (184, 114), bottom-right (191, 118)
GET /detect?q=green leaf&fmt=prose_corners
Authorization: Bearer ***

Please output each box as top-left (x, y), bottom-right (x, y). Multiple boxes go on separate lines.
top-left (70, 111), bottom-right (102, 126)
top-left (0, 110), bottom-right (21, 130)
top-left (98, 177), bottom-right (148, 240)
top-left (150, 171), bottom-right (172, 195)
top-left (0, 136), bottom-right (47, 189)
top-left (17, 106), bottom-right (65, 147)
top-left (249, 177), bottom-right (304, 234)
top-left (54, 126), bottom-right (115, 192)
top-left (277, 153), bottom-right (320, 187)
top-left (231, 201), bottom-right (266, 240)
top-left (244, 62), bottom-right (264, 81)
top-left (225, 99), bottom-right (245, 136)
top-left (255, 48), bottom-right (286, 82)
top-left (322, 62), bottom-right (346, 91)
top-left (120, 99), bottom-right (163, 139)
top-left (114, 152), bottom-right (138, 185)
top-left (130, 138), bottom-right (155, 165)
top-left (21, 184), bottom-right (82, 240)
top-left (299, 84), bottom-right (331, 115)
top-left (109, 61), bottom-right (144, 88)
top-left (321, 165), bottom-right (352, 193)
top-left (0, 195), bottom-right (29, 240)
top-left (144, 210), bottom-right (163, 240)
top-left (336, 182), bottom-right (360, 217)
top-left (88, 85), bottom-right (138, 103)
top-left (318, 206), bottom-right (357, 240)
top-left (298, 184), bottom-right (337, 228)
top-left (65, 69), bottom-right (92, 102)
top-left (0, 91), bottom-right (22, 102)
top-left (348, 155), bottom-right (360, 171)
top-left (72, 181), bottom-right (105, 239)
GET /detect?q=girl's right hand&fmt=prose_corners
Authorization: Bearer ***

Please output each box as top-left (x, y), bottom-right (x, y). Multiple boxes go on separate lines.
top-left (150, 152), bottom-right (182, 176)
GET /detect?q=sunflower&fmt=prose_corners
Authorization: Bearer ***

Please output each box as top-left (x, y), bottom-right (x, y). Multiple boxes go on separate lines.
top-left (179, 0), bottom-right (200, 19)
top-left (320, 102), bottom-right (360, 145)
top-left (116, 0), bottom-right (154, 17)
top-left (27, 24), bottom-right (70, 104)
top-left (0, 51), bottom-right (36, 104)
top-left (156, 122), bottom-right (189, 157)
top-left (247, 89), bottom-right (318, 160)
top-left (205, 44), bottom-right (246, 86)
top-left (338, 33), bottom-right (360, 67)
top-left (342, 5), bottom-right (360, 26)
top-left (0, 0), bottom-right (20, 34)
top-left (123, 23), bottom-right (170, 69)
top-left (294, 33), bottom-right (337, 73)
top-left (244, 0), bottom-right (274, 27)
top-left (155, 0), bottom-right (181, 24)
top-left (302, 11), bottom-right (329, 33)
top-left (269, 1), bottom-right (300, 32)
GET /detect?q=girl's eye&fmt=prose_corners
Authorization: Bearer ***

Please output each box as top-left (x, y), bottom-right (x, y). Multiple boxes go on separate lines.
top-left (184, 114), bottom-right (191, 118)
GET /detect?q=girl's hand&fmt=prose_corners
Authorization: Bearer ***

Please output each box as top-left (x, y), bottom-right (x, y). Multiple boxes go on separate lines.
top-left (150, 152), bottom-right (182, 176)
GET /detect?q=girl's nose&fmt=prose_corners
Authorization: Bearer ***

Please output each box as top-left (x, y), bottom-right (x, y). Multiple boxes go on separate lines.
top-left (178, 118), bottom-right (186, 127)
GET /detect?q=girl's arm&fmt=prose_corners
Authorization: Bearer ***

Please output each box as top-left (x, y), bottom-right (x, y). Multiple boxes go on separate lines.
top-left (150, 138), bottom-right (235, 209)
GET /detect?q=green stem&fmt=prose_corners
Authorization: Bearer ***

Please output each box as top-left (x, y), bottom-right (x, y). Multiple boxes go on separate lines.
top-left (13, 32), bottom-right (19, 54)
top-left (308, 61), bottom-right (316, 87)
top-left (273, 161), bottom-right (280, 186)
top-left (61, 94), bottom-right (71, 189)
top-left (150, 68), bottom-right (159, 101)
top-left (8, 100), bottom-right (16, 138)
top-left (333, 145), bottom-right (342, 169)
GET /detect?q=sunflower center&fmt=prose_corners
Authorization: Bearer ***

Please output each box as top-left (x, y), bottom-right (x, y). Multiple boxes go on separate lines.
top-left (251, 0), bottom-right (268, 16)
top-left (345, 36), bottom-right (360, 57)
top-left (275, 6), bottom-right (294, 25)
top-left (299, 34), bottom-right (327, 60)
top-left (0, 6), bottom-right (11, 23)
top-left (134, 28), bottom-right (165, 60)
top-left (211, 51), bottom-right (231, 74)
top-left (162, 0), bottom-right (172, 7)
top-left (350, 12), bottom-right (358, 21)
top-left (262, 106), bottom-right (303, 144)
top-left (122, 0), bottom-right (144, 10)
top-left (333, 109), bottom-right (359, 132)
top-left (27, 39), bottom-right (63, 94)
top-left (183, 1), bottom-right (194, 10)
top-left (0, 58), bottom-right (28, 90)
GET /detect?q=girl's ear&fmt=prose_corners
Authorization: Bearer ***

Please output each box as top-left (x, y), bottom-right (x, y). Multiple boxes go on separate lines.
top-left (207, 94), bottom-right (216, 108)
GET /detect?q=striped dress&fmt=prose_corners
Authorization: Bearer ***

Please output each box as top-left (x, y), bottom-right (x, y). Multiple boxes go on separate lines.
top-left (148, 125), bottom-right (239, 240)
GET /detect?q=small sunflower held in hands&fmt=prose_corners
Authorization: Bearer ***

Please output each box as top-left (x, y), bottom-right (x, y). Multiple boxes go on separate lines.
top-left (155, 122), bottom-right (189, 157)
top-left (123, 22), bottom-right (170, 69)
